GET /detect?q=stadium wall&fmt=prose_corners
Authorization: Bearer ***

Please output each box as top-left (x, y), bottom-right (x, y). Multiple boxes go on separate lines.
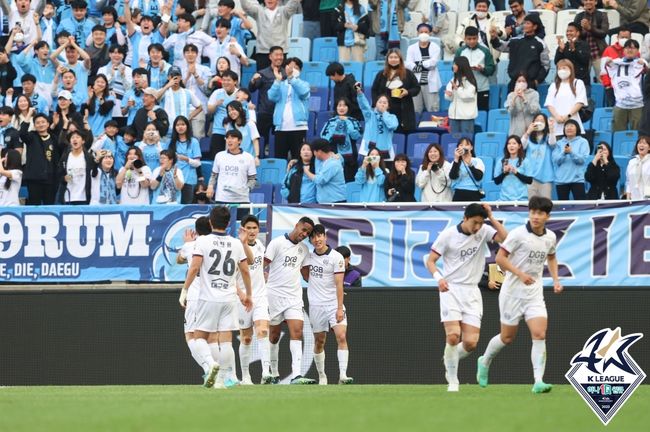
top-left (1, 288), bottom-right (648, 386)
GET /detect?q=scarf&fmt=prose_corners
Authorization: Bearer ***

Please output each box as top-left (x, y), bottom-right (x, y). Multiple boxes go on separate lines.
top-left (380, 0), bottom-right (400, 48)
top-left (74, 18), bottom-right (86, 46)
top-left (99, 170), bottom-right (118, 204)
top-left (0, 125), bottom-right (8, 151)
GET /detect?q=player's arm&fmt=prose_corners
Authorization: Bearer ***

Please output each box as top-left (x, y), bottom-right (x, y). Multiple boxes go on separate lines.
top-left (426, 250), bottom-right (448, 292)
top-left (495, 247), bottom-right (534, 285)
top-left (300, 265), bottom-right (310, 282)
top-left (546, 254), bottom-right (563, 294)
top-left (483, 203), bottom-right (508, 243)
top-left (334, 272), bottom-right (345, 322)
top-left (238, 259), bottom-right (253, 311)
top-left (238, 228), bottom-right (254, 264)
top-left (180, 255), bottom-right (202, 308)
top-left (176, 229), bottom-right (196, 264)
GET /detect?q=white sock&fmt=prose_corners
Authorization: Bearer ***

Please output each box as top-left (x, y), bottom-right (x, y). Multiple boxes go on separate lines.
top-left (209, 342), bottom-right (220, 363)
top-left (314, 351), bottom-right (326, 378)
top-left (337, 349), bottom-right (349, 379)
top-left (258, 337), bottom-right (271, 376)
top-left (194, 338), bottom-right (215, 374)
top-left (443, 343), bottom-right (460, 384)
top-left (219, 342), bottom-right (236, 381)
top-left (239, 343), bottom-right (252, 380)
top-left (482, 334), bottom-right (507, 367)
top-left (456, 344), bottom-right (470, 360)
top-left (270, 342), bottom-right (279, 376)
top-left (186, 339), bottom-right (204, 371)
top-left (531, 339), bottom-right (547, 383)
top-left (290, 340), bottom-right (302, 379)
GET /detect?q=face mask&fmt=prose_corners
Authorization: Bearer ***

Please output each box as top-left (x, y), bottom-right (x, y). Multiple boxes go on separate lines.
top-left (618, 38), bottom-right (628, 47)
top-left (418, 33), bottom-right (430, 43)
top-left (515, 81), bottom-right (528, 91)
top-left (475, 11), bottom-right (487, 19)
top-left (557, 69), bottom-right (571, 80)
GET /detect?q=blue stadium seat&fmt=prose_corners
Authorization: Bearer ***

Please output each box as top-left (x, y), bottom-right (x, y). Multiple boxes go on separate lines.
top-left (308, 111), bottom-right (317, 135)
top-left (407, 132), bottom-right (439, 159)
top-left (614, 156), bottom-right (630, 196)
top-left (487, 109), bottom-right (510, 133)
top-left (19, 186), bottom-right (28, 200)
top-left (290, 14), bottom-right (303, 38)
top-left (496, 59), bottom-right (509, 84)
top-left (199, 136), bottom-right (211, 155)
top-left (260, 134), bottom-right (276, 158)
top-left (341, 61), bottom-right (363, 83)
top-left (489, 84), bottom-right (501, 110)
top-left (537, 83), bottom-right (549, 106)
top-left (365, 37), bottom-right (376, 62)
top-left (201, 160), bottom-right (214, 179)
top-left (592, 130), bottom-right (612, 153)
top-left (272, 183), bottom-right (288, 204)
top-left (592, 108), bottom-right (614, 132)
top-left (288, 37), bottom-right (311, 60)
top-left (312, 37), bottom-right (339, 62)
top-left (499, 84), bottom-right (508, 108)
top-left (441, 133), bottom-right (473, 161)
top-left (393, 133), bottom-right (406, 155)
top-left (240, 62), bottom-right (257, 88)
top-left (481, 156), bottom-right (495, 179)
top-left (309, 87), bottom-right (330, 112)
top-left (362, 61), bottom-right (384, 86)
top-left (315, 111), bottom-right (333, 135)
top-left (475, 132), bottom-right (506, 159)
top-left (613, 130), bottom-right (639, 156)
top-left (250, 184), bottom-right (273, 222)
top-left (476, 111), bottom-right (488, 133)
top-left (302, 62), bottom-right (329, 88)
top-left (257, 158), bottom-right (288, 185)
top-left (346, 182), bottom-right (362, 203)
top-left (438, 61), bottom-right (453, 87)
top-left (591, 83), bottom-right (605, 108)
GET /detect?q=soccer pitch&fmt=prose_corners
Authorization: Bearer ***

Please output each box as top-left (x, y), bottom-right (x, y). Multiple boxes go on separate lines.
top-left (1, 385), bottom-right (648, 431)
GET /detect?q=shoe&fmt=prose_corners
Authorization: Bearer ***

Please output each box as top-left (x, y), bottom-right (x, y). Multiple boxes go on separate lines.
top-left (224, 378), bottom-right (241, 388)
top-left (261, 375), bottom-right (274, 385)
top-left (213, 382), bottom-right (227, 389)
top-left (203, 364), bottom-right (219, 388)
top-left (290, 375), bottom-right (317, 385)
top-left (319, 377), bottom-right (328, 385)
top-left (445, 373), bottom-right (459, 392)
top-left (271, 376), bottom-right (280, 385)
top-left (241, 376), bottom-right (254, 385)
top-left (476, 356), bottom-right (489, 388)
top-left (532, 381), bottom-right (553, 394)
top-left (338, 376), bottom-right (354, 385)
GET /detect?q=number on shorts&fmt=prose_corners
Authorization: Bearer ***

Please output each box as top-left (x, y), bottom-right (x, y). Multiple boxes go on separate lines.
top-left (208, 249), bottom-right (236, 276)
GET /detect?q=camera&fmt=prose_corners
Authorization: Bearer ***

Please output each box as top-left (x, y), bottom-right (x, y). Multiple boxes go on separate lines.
top-left (133, 159), bottom-right (143, 169)
top-left (196, 192), bottom-right (208, 201)
top-left (431, 162), bottom-right (439, 171)
top-left (533, 122), bottom-right (544, 131)
top-left (354, 82), bottom-right (362, 91)
top-left (463, 148), bottom-right (469, 154)
top-left (365, 155), bottom-right (380, 164)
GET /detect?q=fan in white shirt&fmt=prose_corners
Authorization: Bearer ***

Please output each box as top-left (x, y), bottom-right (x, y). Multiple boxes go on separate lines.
top-left (0, 149), bottom-right (23, 206)
top-left (206, 129), bottom-right (256, 203)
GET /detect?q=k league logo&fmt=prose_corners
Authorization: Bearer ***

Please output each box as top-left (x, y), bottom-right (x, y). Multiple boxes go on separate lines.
top-left (566, 328), bottom-right (646, 425)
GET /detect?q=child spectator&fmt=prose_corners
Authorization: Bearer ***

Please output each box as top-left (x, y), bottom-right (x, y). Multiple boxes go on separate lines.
top-left (522, 114), bottom-right (556, 199)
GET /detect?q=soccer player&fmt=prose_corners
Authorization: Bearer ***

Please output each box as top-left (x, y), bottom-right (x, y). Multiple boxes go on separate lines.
top-left (302, 224), bottom-right (353, 385)
top-left (236, 215), bottom-right (273, 385)
top-left (426, 203), bottom-right (508, 392)
top-left (477, 196), bottom-right (562, 394)
top-left (265, 217), bottom-right (316, 384)
top-left (182, 206), bottom-right (253, 388)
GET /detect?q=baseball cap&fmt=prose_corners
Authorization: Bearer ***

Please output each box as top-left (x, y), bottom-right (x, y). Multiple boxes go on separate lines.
top-left (168, 66), bottom-right (182, 77)
top-left (58, 90), bottom-right (73, 100)
top-left (142, 87), bottom-right (157, 96)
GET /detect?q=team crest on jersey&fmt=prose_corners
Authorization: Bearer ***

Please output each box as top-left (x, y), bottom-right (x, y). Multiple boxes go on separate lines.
top-left (565, 328), bottom-right (645, 425)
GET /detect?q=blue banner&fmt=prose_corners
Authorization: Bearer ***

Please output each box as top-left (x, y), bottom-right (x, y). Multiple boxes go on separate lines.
top-left (270, 202), bottom-right (650, 288)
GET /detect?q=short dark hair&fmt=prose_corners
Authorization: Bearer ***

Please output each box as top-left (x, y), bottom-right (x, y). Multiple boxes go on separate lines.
top-left (183, 43), bottom-right (199, 53)
top-left (241, 215), bottom-right (260, 227)
top-left (70, 0), bottom-right (88, 9)
top-left (177, 0), bottom-right (195, 14)
top-left (92, 24), bottom-right (106, 33)
top-left (567, 22), bottom-right (582, 33)
top-left (298, 216), bottom-right (315, 228)
top-left (104, 119), bottom-right (119, 128)
top-left (464, 203), bottom-right (488, 219)
top-left (225, 129), bottom-right (242, 140)
top-left (216, 18), bottom-right (232, 29)
top-left (465, 26), bottom-right (479, 37)
top-left (62, 69), bottom-right (77, 78)
top-left (475, 0), bottom-right (490, 6)
top-left (121, 126), bottom-right (137, 137)
top-left (34, 41), bottom-right (49, 51)
top-left (222, 70), bottom-right (239, 82)
top-left (237, 88), bottom-right (251, 101)
top-left (178, 13), bottom-right (196, 27)
top-left (21, 73), bottom-right (36, 83)
top-left (269, 46), bottom-right (284, 55)
top-left (195, 216), bottom-right (212, 236)
top-left (310, 138), bottom-right (331, 153)
top-left (33, 113), bottom-right (50, 124)
top-left (210, 206), bottom-right (231, 230)
top-left (624, 39), bottom-right (640, 49)
top-left (218, 0), bottom-right (235, 8)
top-left (508, 0), bottom-right (523, 5)
top-left (132, 67), bottom-right (148, 77)
top-left (309, 224), bottom-right (326, 238)
top-left (326, 62), bottom-right (344, 77)
top-left (102, 6), bottom-right (118, 20)
top-left (0, 106), bottom-right (15, 116)
top-left (148, 43), bottom-right (164, 53)
top-left (335, 245), bottom-right (351, 259)
top-left (528, 196), bottom-right (553, 214)
top-left (159, 149), bottom-right (177, 164)
top-left (286, 57), bottom-right (303, 70)
top-left (108, 44), bottom-right (125, 54)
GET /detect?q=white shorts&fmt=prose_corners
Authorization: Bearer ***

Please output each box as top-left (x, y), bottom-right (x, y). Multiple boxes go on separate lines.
top-left (184, 299), bottom-right (198, 333)
top-left (269, 295), bottom-right (304, 326)
top-left (309, 304), bottom-right (348, 333)
top-left (499, 293), bottom-right (547, 326)
top-left (439, 285), bottom-right (483, 328)
top-left (238, 296), bottom-right (271, 329)
top-left (194, 300), bottom-right (239, 333)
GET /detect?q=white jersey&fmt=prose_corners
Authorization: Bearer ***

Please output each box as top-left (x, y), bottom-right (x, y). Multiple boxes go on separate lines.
top-left (65, 152), bottom-right (87, 202)
top-left (212, 150), bottom-right (256, 203)
top-left (500, 223), bottom-right (557, 300)
top-left (265, 234), bottom-right (310, 299)
top-left (194, 232), bottom-right (246, 302)
top-left (0, 170), bottom-right (22, 206)
top-left (305, 247), bottom-right (345, 306)
top-left (180, 239), bottom-right (200, 301)
top-left (237, 239), bottom-right (267, 299)
top-left (431, 223), bottom-right (497, 286)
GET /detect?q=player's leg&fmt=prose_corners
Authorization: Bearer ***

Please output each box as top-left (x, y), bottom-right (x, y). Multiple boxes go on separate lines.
top-left (214, 302), bottom-right (239, 388)
top-left (193, 300), bottom-right (221, 387)
top-left (254, 319), bottom-right (273, 383)
top-left (477, 324), bottom-right (518, 387)
top-left (313, 331), bottom-right (328, 385)
top-left (239, 327), bottom-right (254, 385)
top-left (527, 316), bottom-right (552, 393)
top-left (287, 318), bottom-right (314, 384)
top-left (332, 324), bottom-right (353, 384)
top-left (184, 301), bottom-right (203, 371)
top-left (268, 323), bottom-right (282, 382)
top-left (442, 321), bottom-right (462, 392)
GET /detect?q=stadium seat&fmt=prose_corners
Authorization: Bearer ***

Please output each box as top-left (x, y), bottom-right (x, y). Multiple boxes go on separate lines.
top-left (475, 132), bottom-right (506, 159)
top-left (545, 60), bottom-right (557, 84)
top-left (341, 61), bottom-right (363, 83)
top-left (345, 182), bottom-right (362, 203)
top-left (201, 160), bottom-right (214, 179)
top-left (250, 183), bottom-right (273, 203)
top-left (438, 61), bottom-right (453, 87)
top-left (309, 87), bottom-right (330, 112)
top-left (537, 83), bottom-right (549, 107)
top-left (534, 9), bottom-right (556, 36)
top-left (315, 111), bottom-right (333, 135)
top-left (601, 8), bottom-right (620, 28)
top-left (611, 33), bottom-right (644, 45)
top-left (260, 134), bottom-right (276, 158)
top-left (363, 61), bottom-right (384, 86)
top-left (240, 62), bottom-right (256, 88)
top-left (257, 158), bottom-right (288, 185)
top-left (441, 132), bottom-right (473, 161)
top-left (302, 62), bottom-right (329, 88)
top-left (365, 37), bottom-right (377, 62)
top-left (308, 111), bottom-right (317, 135)
top-left (393, 133), bottom-right (406, 155)
top-left (199, 136), bottom-right (211, 155)
top-left (613, 130), bottom-right (639, 157)
top-left (489, 84), bottom-right (501, 111)
top-left (290, 14), bottom-right (303, 38)
top-left (556, 9), bottom-right (579, 35)
top-left (487, 109), bottom-right (510, 133)
top-left (439, 84), bottom-right (450, 111)
top-left (272, 183), bottom-right (288, 204)
top-left (592, 108), bottom-right (614, 132)
top-left (288, 37), bottom-right (311, 60)
top-left (591, 83), bottom-right (605, 108)
top-left (476, 110), bottom-right (488, 133)
top-left (407, 132), bottom-right (439, 159)
top-left (614, 155), bottom-right (629, 196)
top-left (593, 131), bottom-right (612, 152)
top-left (312, 37), bottom-right (339, 62)
top-left (496, 59), bottom-right (509, 85)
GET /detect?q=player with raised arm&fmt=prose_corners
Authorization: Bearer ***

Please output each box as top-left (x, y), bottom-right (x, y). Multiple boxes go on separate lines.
top-left (236, 215), bottom-right (274, 385)
top-left (265, 216), bottom-right (316, 385)
top-left (182, 206), bottom-right (253, 388)
top-left (426, 203), bottom-right (508, 392)
top-left (477, 196), bottom-right (562, 394)
top-left (301, 224), bottom-right (353, 385)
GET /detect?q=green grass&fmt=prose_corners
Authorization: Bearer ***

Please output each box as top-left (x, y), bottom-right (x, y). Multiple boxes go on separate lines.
top-left (1, 385), bottom-right (648, 432)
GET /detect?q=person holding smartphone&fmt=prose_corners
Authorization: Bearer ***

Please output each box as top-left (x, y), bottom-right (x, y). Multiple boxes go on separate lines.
top-left (585, 142), bottom-right (620, 200)
top-left (354, 148), bottom-right (387, 202)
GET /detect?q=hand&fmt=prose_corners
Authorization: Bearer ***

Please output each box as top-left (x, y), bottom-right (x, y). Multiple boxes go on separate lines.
top-left (302, 165), bottom-right (311, 174)
top-left (242, 294), bottom-right (253, 312)
top-left (251, 73), bottom-right (261, 81)
top-left (361, 157), bottom-right (369, 168)
top-left (518, 272), bottom-right (535, 285)
top-left (5, 88), bottom-right (13, 97)
top-left (52, 112), bottom-right (60, 126)
top-left (557, 37), bottom-right (565, 52)
top-left (564, 144), bottom-right (572, 154)
top-left (238, 226), bottom-right (248, 243)
top-left (57, 65), bottom-right (68, 74)
top-left (88, 87), bottom-right (94, 99)
top-left (188, 63), bottom-right (196, 75)
top-left (489, 27), bottom-right (498, 39)
top-left (147, 110), bottom-right (157, 120)
top-left (248, 102), bottom-right (256, 111)
top-left (178, 289), bottom-right (188, 308)
top-left (472, 64), bottom-right (484, 72)
top-left (505, 26), bottom-right (513, 36)
top-left (64, 174), bottom-right (72, 183)
top-left (67, 35), bottom-right (76, 46)
top-left (548, 118), bottom-right (556, 130)
top-left (553, 280), bottom-right (564, 294)
top-left (487, 280), bottom-right (501, 290)
top-left (228, 43), bottom-right (238, 55)
top-left (336, 308), bottom-right (345, 323)
top-left (387, 188), bottom-right (396, 196)
top-left (581, 18), bottom-right (591, 31)
top-left (33, 12), bottom-right (39, 24)
top-left (444, 90), bottom-right (453, 98)
top-left (398, 88), bottom-right (408, 98)
top-left (481, 203), bottom-right (493, 218)
top-left (287, 159), bottom-right (297, 170)
top-left (608, 0), bottom-right (618, 9)
top-left (206, 185), bottom-right (214, 199)
top-left (183, 228), bottom-right (196, 243)
top-left (593, 150), bottom-right (602, 164)
top-left (438, 278), bottom-right (449, 292)
top-left (516, 88), bottom-right (524, 98)
top-left (454, 147), bottom-right (464, 161)
top-left (272, 67), bottom-right (283, 81)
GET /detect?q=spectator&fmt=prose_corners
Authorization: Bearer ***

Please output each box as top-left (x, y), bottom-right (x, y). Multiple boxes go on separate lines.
top-left (415, 143), bottom-right (452, 202)
top-left (268, 57), bottom-right (310, 160)
top-left (16, 40), bottom-right (57, 106)
top-left (150, 149), bottom-right (185, 204)
top-left (356, 88), bottom-right (398, 161)
top-left (131, 87), bottom-right (169, 141)
top-left (50, 89), bottom-right (84, 140)
top-left (456, 26), bottom-right (495, 112)
top-left (605, 40), bottom-right (647, 132)
top-left (50, 36), bottom-right (92, 98)
top-left (505, 73), bottom-right (540, 137)
top-left (19, 112), bottom-right (59, 205)
top-left (40, 2), bottom-right (58, 48)
top-left (545, 59), bottom-right (588, 137)
top-left (493, 135), bottom-right (532, 201)
top-left (0, 149), bottom-right (23, 206)
top-left (354, 148), bottom-right (387, 202)
top-left (121, 68), bottom-right (147, 124)
top-left (59, 0), bottom-right (96, 49)
top-left (405, 23), bottom-right (442, 113)
top-left (90, 6), bottom-right (126, 47)
top-left (9, 0), bottom-right (41, 45)
top-left (449, 137), bottom-right (485, 202)
top-left (0, 48), bottom-right (16, 98)
top-left (552, 119), bottom-right (589, 200)
top-left (532, 0), bottom-right (564, 12)
top-left (384, 153), bottom-right (415, 202)
top-left (605, 0), bottom-right (650, 36)
top-left (206, 129), bottom-right (257, 204)
top-left (207, 57), bottom-right (232, 91)
top-left (281, 142), bottom-right (317, 204)
top-left (444, 56), bottom-right (478, 134)
top-left (144, 44), bottom-right (172, 89)
top-left (83, 74), bottom-right (116, 137)
top-left (129, 0), bottom-right (164, 18)
top-left (208, 69), bottom-right (240, 158)
top-left (168, 116), bottom-right (202, 204)
top-left (371, 48), bottom-right (420, 133)
top-left (335, 245), bottom-right (362, 287)
top-left (160, 13), bottom-right (213, 68)
top-left (223, 100), bottom-right (260, 163)
top-left (97, 45), bottom-right (133, 116)
top-left (575, 0), bottom-right (609, 84)
top-left (58, 130), bottom-right (94, 204)
top-left (11, 75), bottom-right (49, 115)
top-left (123, 0), bottom-right (165, 68)
top-left (137, 122), bottom-right (165, 172)
top-left (204, 18), bottom-right (249, 78)
top-left (90, 120), bottom-right (122, 165)
top-left (89, 150), bottom-right (119, 205)
top-left (426, 1), bottom-right (452, 51)
top-left (84, 25), bottom-right (110, 76)
top-left (248, 46), bottom-right (285, 146)
top-left (522, 114), bottom-right (557, 199)
top-left (241, 0), bottom-right (300, 71)
top-left (51, 69), bottom-right (87, 110)
top-left (202, 0), bottom-right (254, 49)
top-left (116, 146), bottom-right (152, 205)
top-left (601, 26), bottom-right (634, 106)
top-left (625, 136), bottom-right (650, 199)
top-left (319, 0), bottom-right (339, 37)
top-left (504, 0), bottom-right (540, 40)
top-left (554, 23), bottom-right (591, 93)
top-left (0, 106), bottom-right (22, 155)
top-left (303, 139), bottom-right (347, 204)
top-left (176, 43), bottom-right (211, 140)
top-left (320, 97), bottom-right (362, 182)
top-left (325, 62), bottom-right (363, 121)
top-left (157, 65), bottom-right (203, 138)
top-left (334, 0), bottom-right (370, 62)
top-left (10, 94), bottom-right (35, 132)
top-left (368, 0), bottom-right (410, 59)
top-left (585, 142), bottom-right (621, 200)
top-left (454, 0), bottom-right (504, 63)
